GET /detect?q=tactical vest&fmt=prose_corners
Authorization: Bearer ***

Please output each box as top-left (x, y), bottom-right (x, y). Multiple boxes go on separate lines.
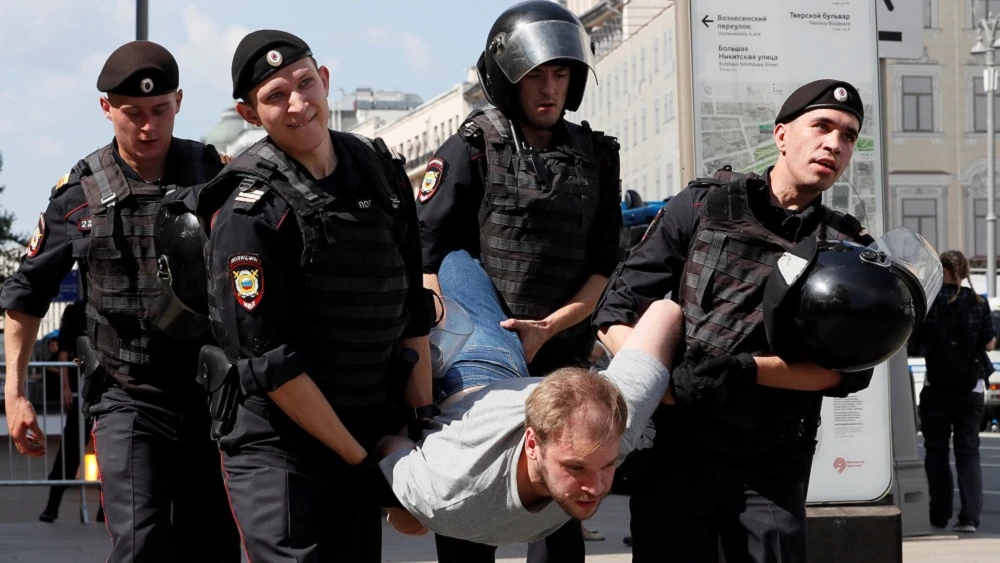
top-left (463, 109), bottom-right (607, 320)
top-left (205, 135), bottom-right (411, 407)
top-left (76, 140), bottom-right (210, 376)
top-left (677, 177), bottom-right (866, 453)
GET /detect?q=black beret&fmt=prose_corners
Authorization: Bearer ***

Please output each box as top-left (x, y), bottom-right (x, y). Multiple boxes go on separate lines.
top-left (231, 30), bottom-right (313, 100)
top-left (97, 40), bottom-right (179, 97)
top-left (775, 79), bottom-right (864, 127)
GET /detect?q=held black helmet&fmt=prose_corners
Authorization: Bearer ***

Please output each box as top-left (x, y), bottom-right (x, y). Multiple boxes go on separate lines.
top-left (152, 188), bottom-right (211, 340)
top-left (763, 228), bottom-right (943, 372)
top-left (477, 0), bottom-right (597, 115)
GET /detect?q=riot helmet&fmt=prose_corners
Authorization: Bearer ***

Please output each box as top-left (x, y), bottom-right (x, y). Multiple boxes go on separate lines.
top-left (477, 0), bottom-right (597, 115)
top-left (152, 189), bottom-right (211, 340)
top-left (763, 227), bottom-right (943, 372)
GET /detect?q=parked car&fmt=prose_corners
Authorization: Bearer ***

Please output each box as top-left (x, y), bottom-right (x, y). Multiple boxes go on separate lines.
top-left (907, 297), bottom-right (1000, 431)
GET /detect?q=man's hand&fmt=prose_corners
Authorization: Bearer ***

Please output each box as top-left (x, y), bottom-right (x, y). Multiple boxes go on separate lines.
top-left (670, 345), bottom-right (757, 408)
top-left (62, 369), bottom-right (73, 411)
top-left (499, 318), bottom-right (552, 363)
top-left (5, 394), bottom-right (46, 456)
top-left (387, 507), bottom-right (428, 536)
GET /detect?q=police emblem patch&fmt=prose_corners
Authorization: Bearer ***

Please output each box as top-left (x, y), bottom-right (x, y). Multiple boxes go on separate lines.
top-left (25, 213), bottom-right (46, 258)
top-left (230, 253), bottom-right (264, 312)
top-left (419, 158), bottom-right (446, 203)
top-left (140, 78), bottom-right (154, 94)
top-left (833, 87), bottom-right (848, 102)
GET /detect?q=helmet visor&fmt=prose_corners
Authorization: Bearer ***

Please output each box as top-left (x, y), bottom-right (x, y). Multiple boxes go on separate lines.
top-left (494, 20), bottom-right (597, 84)
top-left (866, 227), bottom-right (944, 314)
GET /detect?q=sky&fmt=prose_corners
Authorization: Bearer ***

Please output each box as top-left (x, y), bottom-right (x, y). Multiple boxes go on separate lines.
top-left (0, 0), bottom-right (521, 237)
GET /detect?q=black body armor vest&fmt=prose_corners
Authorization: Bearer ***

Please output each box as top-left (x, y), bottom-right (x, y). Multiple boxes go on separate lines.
top-left (675, 177), bottom-right (866, 455)
top-left (203, 134), bottom-right (412, 407)
top-left (462, 109), bottom-right (606, 321)
top-left (76, 139), bottom-right (212, 381)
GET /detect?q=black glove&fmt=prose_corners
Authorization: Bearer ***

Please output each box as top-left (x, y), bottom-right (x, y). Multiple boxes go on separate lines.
top-left (351, 455), bottom-right (402, 508)
top-left (670, 344), bottom-right (758, 408)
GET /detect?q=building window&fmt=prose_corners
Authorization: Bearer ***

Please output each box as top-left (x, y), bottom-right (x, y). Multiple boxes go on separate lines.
top-left (655, 168), bottom-right (662, 198)
top-left (623, 66), bottom-right (628, 93)
top-left (615, 67), bottom-right (620, 96)
top-left (642, 107), bottom-right (647, 141)
top-left (974, 76), bottom-right (1000, 132)
top-left (901, 76), bottom-right (934, 132)
top-left (902, 199), bottom-right (938, 247)
top-left (624, 122), bottom-right (629, 148)
top-left (974, 1), bottom-right (1000, 26)
top-left (665, 91), bottom-right (675, 122)
top-left (655, 106), bottom-right (660, 132)
top-left (664, 30), bottom-right (674, 75)
top-left (640, 46), bottom-right (646, 82)
top-left (631, 54), bottom-right (636, 87)
top-left (633, 114), bottom-right (638, 147)
top-left (973, 198), bottom-right (1000, 257)
top-left (654, 43), bottom-right (660, 72)
top-left (666, 163), bottom-right (674, 194)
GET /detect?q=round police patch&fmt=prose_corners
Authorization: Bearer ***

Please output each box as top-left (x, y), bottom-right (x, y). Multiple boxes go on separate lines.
top-left (266, 49), bottom-right (283, 67)
top-left (419, 158), bottom-right (446, 204)
top-left (834, 87), bottom-right (848, 102)
top-left (140, 78), bottom-right (154, 93)
top-left (229, 253), bottom-right (264, 312)
top-left (25, 213), bottom-right (46, 258)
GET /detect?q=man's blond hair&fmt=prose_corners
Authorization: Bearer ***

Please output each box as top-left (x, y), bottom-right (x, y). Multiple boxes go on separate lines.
top-left (524, 367), bottom-right (628, 453)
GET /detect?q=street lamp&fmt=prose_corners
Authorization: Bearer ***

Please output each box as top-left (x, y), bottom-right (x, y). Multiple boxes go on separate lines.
top-left (971, 13), bottom-right (1000, 298)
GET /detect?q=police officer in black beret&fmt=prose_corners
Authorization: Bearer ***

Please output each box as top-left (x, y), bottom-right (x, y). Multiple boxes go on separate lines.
top-left (196, 29), bottom-right (435, 562)
top-left (592, 79), bottom-right (877, 562)
top-left (416, 2), bottom-right (623, 561)
top-left (1, 40), bottom-right (240, 562)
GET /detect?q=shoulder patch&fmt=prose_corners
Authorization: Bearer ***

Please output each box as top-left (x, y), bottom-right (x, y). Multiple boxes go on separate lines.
top-left (54, 174), bottom-right (70, 191)
top-left (419, 158), bottom-right (446, 204)
top-left (25, 213), bottom-right (46, 258)
top-left (230, 253), bottom-right (264, 312)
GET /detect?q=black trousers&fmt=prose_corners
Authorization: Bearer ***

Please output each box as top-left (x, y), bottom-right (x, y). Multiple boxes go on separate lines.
top-left (919, 387), bottom-right (985, 528)
top-left (91, 384), bottom-right (241, 563)
top-left (43, 397), bottom-right (95, 513)
top-left (634, 452), bottom-right (808, 563)
top-left (219, 396), bottom-right (386, 563)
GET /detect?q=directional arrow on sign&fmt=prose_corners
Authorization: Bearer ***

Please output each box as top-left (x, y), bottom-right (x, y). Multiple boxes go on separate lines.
top-left (702, 15), bottom-right (714, 27)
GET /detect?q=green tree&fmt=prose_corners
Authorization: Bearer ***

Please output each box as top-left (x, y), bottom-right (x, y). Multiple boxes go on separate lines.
top-left (0, 152), bottom-right (28, 282)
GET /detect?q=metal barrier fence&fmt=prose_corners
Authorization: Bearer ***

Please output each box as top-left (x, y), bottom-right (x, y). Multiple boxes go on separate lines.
top-left (1, 361), bottom-right (100, 523)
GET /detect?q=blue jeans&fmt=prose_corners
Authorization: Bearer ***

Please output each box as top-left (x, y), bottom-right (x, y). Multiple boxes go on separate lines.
top-left (434, 250), bottom-right (530, 403)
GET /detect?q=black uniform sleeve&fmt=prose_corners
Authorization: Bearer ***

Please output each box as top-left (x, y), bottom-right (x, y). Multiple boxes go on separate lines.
top-left (592, 186), bottom-right (707, 330)
top-left (587, 145), bottom-right (624, 277)
top-left (209, 193), bottom-right (311, 396)
top-left (0, 178), bottom-right (90, 318)
top-left (416, 134), bottom-right (483, 274)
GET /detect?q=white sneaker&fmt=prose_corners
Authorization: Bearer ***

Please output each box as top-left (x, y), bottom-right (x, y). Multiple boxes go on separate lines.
top-left (952, 523), bottom-right (977, 533)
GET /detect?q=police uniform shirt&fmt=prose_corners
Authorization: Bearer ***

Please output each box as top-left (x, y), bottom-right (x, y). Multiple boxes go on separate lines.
top-left (593, 167), bottom-right (873, 393)
top-left (208, 132), bottom-right (431, 396)
top-left (0, 138), bottom-right (221, 320)
top-left (416, 121), bottom-right (623, 279)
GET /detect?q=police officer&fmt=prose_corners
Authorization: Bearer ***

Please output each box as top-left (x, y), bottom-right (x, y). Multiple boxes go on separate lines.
top-left (1, 40), bottom-right (240, 562)
top-left (196, 30), bottom-right (435, 562)
top-left (417, 2), bottom-right (622, 561)
top-left (593, 79), bottom-right (877, 563)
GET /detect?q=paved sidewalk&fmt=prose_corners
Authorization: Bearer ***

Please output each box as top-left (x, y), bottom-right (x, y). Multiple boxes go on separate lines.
top-left (0, 495), bottom-right (997, 562)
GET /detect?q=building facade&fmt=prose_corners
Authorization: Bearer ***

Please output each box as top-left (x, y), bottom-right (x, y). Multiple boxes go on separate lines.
top-left (886, 0), bottom-right (1000, 264)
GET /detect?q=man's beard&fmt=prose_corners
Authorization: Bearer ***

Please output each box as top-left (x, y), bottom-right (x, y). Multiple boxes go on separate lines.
top-left (537, 455), bottom-right (605, 519)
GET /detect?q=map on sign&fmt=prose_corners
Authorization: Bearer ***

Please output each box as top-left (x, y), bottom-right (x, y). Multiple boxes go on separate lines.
top-left (691, 0), bottom-right (882, 235)
top-left (697, 82), bottom-right (878, 226)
